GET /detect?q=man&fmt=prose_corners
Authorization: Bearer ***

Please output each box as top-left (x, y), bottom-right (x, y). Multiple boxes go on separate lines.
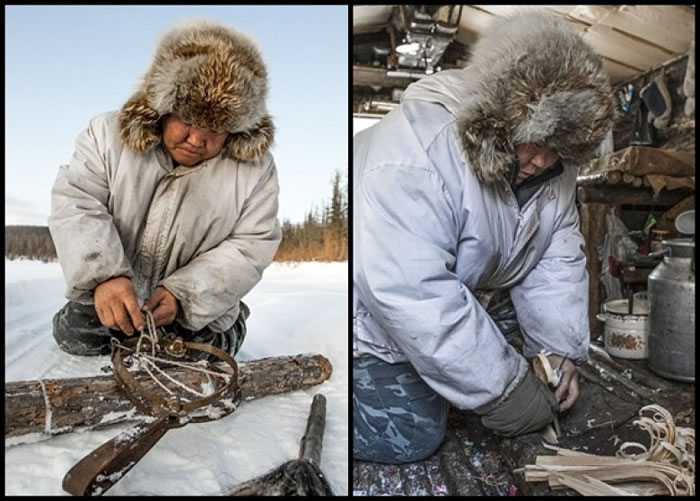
top-left (353, 10), bottom-right (615, 464)
top-left (49, 20), bottom-right (281, 359)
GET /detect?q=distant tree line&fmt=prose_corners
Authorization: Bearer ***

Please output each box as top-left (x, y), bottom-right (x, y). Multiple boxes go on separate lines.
top-left (5, 225), bottom-right (57, 262)
top-left (6, 171), bottom-right (348, 263)
top-left (274, 169), bottom-right (348, 262)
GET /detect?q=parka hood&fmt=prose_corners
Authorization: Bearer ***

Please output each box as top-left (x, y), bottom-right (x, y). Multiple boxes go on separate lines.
top-left (404, 9), bottom-right (615, 183)
top-left (119, 19), bottom-right (274, 162)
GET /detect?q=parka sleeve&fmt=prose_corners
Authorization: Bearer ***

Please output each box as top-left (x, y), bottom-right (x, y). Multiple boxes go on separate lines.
top-left (48, 118), bottom-right (134, 303)
top-left (509, 174), bottom-right (590, 364)
top-left (158, 157), bottom-right (281, 331)
top-left (355, 164), bottom-right (528, 410)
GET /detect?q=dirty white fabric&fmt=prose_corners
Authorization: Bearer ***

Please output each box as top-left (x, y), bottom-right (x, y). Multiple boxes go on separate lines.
top-left (49, 111), bottom-right (281, 332)
top-left (353, 70), bottom-right (590, 411)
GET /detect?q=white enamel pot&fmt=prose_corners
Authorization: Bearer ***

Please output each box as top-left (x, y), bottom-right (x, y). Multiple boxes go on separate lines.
top-left (596, 299), bottom-right (649, 360)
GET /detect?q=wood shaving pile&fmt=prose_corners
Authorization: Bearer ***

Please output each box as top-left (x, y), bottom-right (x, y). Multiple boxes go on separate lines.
top-left (516, 404), bottom-right (695, 496)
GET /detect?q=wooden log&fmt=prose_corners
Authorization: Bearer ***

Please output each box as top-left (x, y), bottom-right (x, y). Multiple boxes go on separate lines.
top-left (622, 173), bottom-right (644, 187)
top-left (5, 353), bottom-right (332, 441)
top-left (607, 170), bottom-right (622, 184)
top-left (576, 170), bottom-right (622, 186)
top-left (577, 172), bottom-right (608, 185)
top-left (577, 185), bottom-right (693, 206)
top-left (622, 172), bottom-right (636, 184)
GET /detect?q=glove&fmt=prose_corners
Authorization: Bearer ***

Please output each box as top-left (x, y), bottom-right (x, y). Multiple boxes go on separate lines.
top-left (474, 367), bottom-right (559, 437)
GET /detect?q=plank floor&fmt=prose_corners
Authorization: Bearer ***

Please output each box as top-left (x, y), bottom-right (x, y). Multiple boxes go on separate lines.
top-left (352, 341), bottom-right (695, 496)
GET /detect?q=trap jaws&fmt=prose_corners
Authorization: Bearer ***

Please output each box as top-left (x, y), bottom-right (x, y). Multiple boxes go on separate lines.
top-left (62, 336), bottom-right (240, 496)
top-left (111, 335), bottom-right (240, 419)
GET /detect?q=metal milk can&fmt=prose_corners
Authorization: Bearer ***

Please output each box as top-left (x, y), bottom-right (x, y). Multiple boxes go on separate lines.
top-left (647, 238), bottom-right (695, 382)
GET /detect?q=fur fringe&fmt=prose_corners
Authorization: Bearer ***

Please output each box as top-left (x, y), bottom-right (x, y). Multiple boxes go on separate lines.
top-left (119, 19), bottom-right (274, 161)
top-left (457, 9), bottom-right (616, 182)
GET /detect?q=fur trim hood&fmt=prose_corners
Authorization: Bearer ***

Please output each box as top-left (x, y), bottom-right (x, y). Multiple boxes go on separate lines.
top-left (119, 20), bottom-right (274, 161)
top-left (458, 9), bottom-right (615, 183)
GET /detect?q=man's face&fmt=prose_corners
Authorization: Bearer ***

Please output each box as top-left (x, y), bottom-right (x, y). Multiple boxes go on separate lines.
top-left (161, 115), bottom-right (229, 167)
top-left (514, 143), bottom-right (559, 185)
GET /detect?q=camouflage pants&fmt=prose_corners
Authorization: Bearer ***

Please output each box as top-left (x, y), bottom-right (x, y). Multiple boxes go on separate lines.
top-left (52, 300), bottom-right (249, 361)
top-left (353, 290), bottom-right (521, 464)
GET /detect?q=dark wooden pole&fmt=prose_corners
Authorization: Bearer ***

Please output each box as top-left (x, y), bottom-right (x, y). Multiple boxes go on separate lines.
top-left (577, 185), bottom-right (692, 206)
top-left (298, 394), bottom-right (327, 466)
top-left (579, 203), bottom-right (607, 338)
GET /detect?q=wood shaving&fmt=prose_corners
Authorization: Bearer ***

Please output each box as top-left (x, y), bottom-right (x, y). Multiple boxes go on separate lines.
top-left (531, 350), bottom-right (561, 445)
top-left (516, 404), bottom-right (695, 496)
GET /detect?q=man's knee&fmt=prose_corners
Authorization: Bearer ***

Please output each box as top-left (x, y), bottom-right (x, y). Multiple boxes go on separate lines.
top-left (53, 300), bottom-right (250, 358)
top-left (52, 301), bottom-right (120, 356)
top-left (174, 301), bottom-right (249, 360)
top-left (353, 356), bottom-right (449, 464)
top-left (354, 395), bottom-right (448, 464)
top-left (406, 405), bottom-right (449, 461)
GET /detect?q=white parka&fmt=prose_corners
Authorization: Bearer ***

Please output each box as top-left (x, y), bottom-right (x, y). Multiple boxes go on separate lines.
top-left (353, 69), bottom-right (593, 411)
top-left (353, 11), bottom-right (615, 412)
top-left (49, 111), bottom-right (281, 333)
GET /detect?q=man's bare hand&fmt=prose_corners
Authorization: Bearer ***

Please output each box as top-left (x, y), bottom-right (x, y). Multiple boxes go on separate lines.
top-left (143, 286), bottom-right (179, 327)
top-left (94, 277), bottom-right (144, 335)
top-left (547, 354), bottom-right (579, 412)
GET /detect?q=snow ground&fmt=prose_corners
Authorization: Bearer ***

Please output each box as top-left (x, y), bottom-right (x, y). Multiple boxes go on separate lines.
top-left (4, 259), bottom-right (349, 495)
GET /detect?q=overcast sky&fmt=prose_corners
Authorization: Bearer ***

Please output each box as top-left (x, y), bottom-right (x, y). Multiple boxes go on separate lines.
top-left (5, 5), bottom-right (348, 225)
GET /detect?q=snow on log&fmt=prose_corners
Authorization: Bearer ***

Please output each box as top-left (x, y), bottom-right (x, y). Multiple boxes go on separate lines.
top-left (5, 353), bottom-right (332, 441)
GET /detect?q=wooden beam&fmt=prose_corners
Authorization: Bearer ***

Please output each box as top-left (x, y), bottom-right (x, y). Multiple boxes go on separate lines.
top-left (594, 5), bottom-right (695, 54)
top-left (352, 5), bottom-right (393, 33)
top-left (582, 24), bottom-right (670, 72)
top-left (353, 65), bottom-right (414, 90)
top-left (577, 171), bottom-right (622, 185)
top-left (454, 5), bottom-right (496, 45)
top-left (577, 185), bottom-right (692, 206)
top-left (620, 266), bottom-right (653, 285)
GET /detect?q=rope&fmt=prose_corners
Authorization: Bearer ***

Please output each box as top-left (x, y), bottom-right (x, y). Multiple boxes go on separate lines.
top-left (138, 354), bottom-right (231, 380)
top-left (109, 310), bottom-right (232, 404)
top-left (135, 310), bottom-right (158, 359)
top-left (139, 355), bottom-right (202, 399)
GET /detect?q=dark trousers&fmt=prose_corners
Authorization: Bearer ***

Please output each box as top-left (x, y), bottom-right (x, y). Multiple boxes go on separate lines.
top-left (353, 290), bottom-right (521, 464)
top-left (52, 301), bottom-right (249, 360)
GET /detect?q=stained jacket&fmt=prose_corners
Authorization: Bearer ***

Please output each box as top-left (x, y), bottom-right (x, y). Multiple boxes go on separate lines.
top-left (49, 111), bottom-right (281, 332)
top-left (353, 10), bottom-right (615, 412)
top-left (353, 69), bottom-right (595, 410)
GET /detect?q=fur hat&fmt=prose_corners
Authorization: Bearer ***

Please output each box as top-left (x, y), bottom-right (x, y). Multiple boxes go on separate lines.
top-left (119, 19), bottom-right (274, 161)
top-left (458, 9), bottom-right (616, 183)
